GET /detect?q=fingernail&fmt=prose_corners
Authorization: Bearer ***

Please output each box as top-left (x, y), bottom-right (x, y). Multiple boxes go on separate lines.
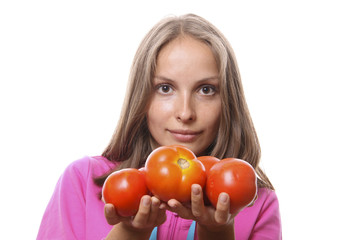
top-left (192, 185), bottom-right (200, 195)
top-left (168, 201), bottom-right (177, 208)
top-left (151, 197), bottom-right (160, 206)
top-left (219, 193), bottom-right (228, 203)
top-left (105, 204), bottom-right (112, 215)
top-left (143, 197), bottom-right (150, 206)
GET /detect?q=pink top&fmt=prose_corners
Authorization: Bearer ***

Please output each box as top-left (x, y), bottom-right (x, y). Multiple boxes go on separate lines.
top-left (37, 156), bottom-right (281, 240)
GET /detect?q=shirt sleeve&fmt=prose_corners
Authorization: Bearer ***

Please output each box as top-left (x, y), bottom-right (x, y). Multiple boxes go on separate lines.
top-left (37, 159), bottom-right (90, 240)
top-left (251, 190), bottom-right (282, 240)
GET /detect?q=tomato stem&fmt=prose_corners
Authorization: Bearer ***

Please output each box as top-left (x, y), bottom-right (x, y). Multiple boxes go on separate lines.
top-left (177, 158), bottom-right (190, 169)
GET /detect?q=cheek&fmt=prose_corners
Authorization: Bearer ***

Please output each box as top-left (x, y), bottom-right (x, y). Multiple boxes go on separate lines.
top-left (149, 97), bottom-right (174, 114)
top-left (200, 102), bottom-right (221, 130)
top-left (147, 99), bottom-right (173, 126)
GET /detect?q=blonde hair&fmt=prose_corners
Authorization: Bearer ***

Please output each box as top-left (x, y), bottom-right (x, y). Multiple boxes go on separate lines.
top-left (100, 14), bottom-right (273, 189)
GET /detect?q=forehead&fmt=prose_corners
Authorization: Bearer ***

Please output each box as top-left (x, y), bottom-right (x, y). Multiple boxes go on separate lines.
top-left (155, 36), bottom-right (218, 79)
top-left (158, 35), bottom-right (214, 60)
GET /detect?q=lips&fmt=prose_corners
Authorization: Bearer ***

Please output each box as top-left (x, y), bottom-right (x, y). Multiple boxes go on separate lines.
top-left (168, 129), bottom-right (201, 142)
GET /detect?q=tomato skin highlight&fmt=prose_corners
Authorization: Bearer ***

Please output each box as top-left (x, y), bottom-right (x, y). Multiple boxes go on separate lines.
top-left (102, 168), bottom-right (148, 217)
top-left (145, 145), bottom-right (207, 202)
top-left (206, 158), bottom-right (258, 214)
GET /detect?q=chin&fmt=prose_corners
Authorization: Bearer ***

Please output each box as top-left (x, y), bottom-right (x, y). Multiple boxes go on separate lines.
top-left (181, 144), bottom-right (204, 156)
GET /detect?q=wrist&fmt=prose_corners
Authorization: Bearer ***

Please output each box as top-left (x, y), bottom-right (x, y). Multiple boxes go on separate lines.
top-left (197, 220), bottom-right (234, 240)
top-left (122, 222), bottom-right (153, 238)
top-left (106, 222), bottom-right (152, 240)
top-left (198, 219), bottom-right (234, 232)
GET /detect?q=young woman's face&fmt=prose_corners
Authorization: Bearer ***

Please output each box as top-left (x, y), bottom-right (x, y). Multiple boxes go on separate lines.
top-left (147, 36), bottom-right (221, 155)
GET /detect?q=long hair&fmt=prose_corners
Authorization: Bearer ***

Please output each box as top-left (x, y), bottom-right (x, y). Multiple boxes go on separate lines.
top-left (95, 14), bottom-right (273, 190)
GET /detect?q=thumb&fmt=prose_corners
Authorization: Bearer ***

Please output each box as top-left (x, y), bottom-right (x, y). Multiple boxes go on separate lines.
top-left (104, 203), bottom-right (125, 225)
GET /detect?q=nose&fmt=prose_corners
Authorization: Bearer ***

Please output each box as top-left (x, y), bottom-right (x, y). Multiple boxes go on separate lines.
top-left (175, 93), bottom-right (196, 122)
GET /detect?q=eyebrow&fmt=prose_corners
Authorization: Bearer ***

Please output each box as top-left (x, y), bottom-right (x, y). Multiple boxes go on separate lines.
top-left (154, 75), bottom-right (219, 83)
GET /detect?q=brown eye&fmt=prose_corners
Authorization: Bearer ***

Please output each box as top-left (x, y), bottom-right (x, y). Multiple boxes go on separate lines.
top-left (199, 85), bottom-right (216, 95)
top-left (202, 86), bottom-right (211, 94)
top-left (156, 84), bottom-right (173, 94)
top-left (161, 85), bottom-right (170, 93)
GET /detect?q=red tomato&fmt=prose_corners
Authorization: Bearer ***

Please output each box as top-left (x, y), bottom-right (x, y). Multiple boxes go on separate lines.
top-left (197, 156), bottom-right (221, 205)
top-left (138, 167), bottom-right (146, 175)
top-left (206, 158), bottom-right (258, 214)
top-left (145, 145), bottom-right (206, 202)
top-left (197, 156), bottom-right (220, 175)
top-left (102, 168), bottom-right (148, 217)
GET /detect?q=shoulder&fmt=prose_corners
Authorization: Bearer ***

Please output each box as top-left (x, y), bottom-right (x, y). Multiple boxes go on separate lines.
top-left (235, 188), bottom-right (279, 218)
top-left (241, 188), bottom-right (280, 220)
top-left (50, 155), bottom-right (117, 204)
top-left (64, 155), bottom-right (116, 179)
top-left (37, 156), bottom-right (115, 239)
top-left (256, 188), bottom-right (280, 210)
top-left (58, 155), bottom-right (116, 191)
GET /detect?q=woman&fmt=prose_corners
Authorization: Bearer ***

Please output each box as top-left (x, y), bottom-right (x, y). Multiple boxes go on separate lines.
top-left (37, 14), bottom-right (281, 240)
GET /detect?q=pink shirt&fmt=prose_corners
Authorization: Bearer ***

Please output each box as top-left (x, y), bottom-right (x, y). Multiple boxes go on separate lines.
top-left (37, 156), bottom-right (281, 240)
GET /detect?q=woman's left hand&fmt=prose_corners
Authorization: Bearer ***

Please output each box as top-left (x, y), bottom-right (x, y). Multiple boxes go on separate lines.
top-left (166, 184), bottom-right (238, 232)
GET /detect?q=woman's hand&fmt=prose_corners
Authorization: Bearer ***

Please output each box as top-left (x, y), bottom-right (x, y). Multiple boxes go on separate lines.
top-left (166, 184), bottom-right (238, 239)
top-left (104, 195), bottom-right (166, 239)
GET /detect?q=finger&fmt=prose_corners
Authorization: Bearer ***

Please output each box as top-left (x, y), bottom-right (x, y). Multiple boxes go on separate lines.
top-left (147, 196), bottom-right (161, 224)
top-left (132, 195), bottom-right (151, 228)
top-left (104, 203), bottom-right (126, 225)
top-left (159, 202), bottom-right (167, 210)
top-left (167, 199), bottom-right (193, 219)
top-left (191, 184), bottom-right (205, 218)
top-left (214, 193), bottom-right (231, 224)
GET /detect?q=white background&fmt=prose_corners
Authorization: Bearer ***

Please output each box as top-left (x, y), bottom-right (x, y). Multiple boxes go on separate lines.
top-left (1, 0), bottom-right (359, 239)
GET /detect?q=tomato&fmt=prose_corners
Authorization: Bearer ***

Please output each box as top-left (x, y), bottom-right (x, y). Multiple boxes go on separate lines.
top-left (206, 158), bottom-right (258, 213)
top-left (102, 168), bottom-right (148, 217)
top-left (138, 167), bottom-right (146, 175)
top-left (144, 145), bottom-right (206, 202)
top-left (197, 156), bottom-right (220, 175)
top-left (197, 156), bottom-right (221, 205)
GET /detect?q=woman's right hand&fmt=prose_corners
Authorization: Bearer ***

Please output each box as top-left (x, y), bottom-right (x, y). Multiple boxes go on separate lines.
top-left (104, 195), bottom-right (167, 239)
